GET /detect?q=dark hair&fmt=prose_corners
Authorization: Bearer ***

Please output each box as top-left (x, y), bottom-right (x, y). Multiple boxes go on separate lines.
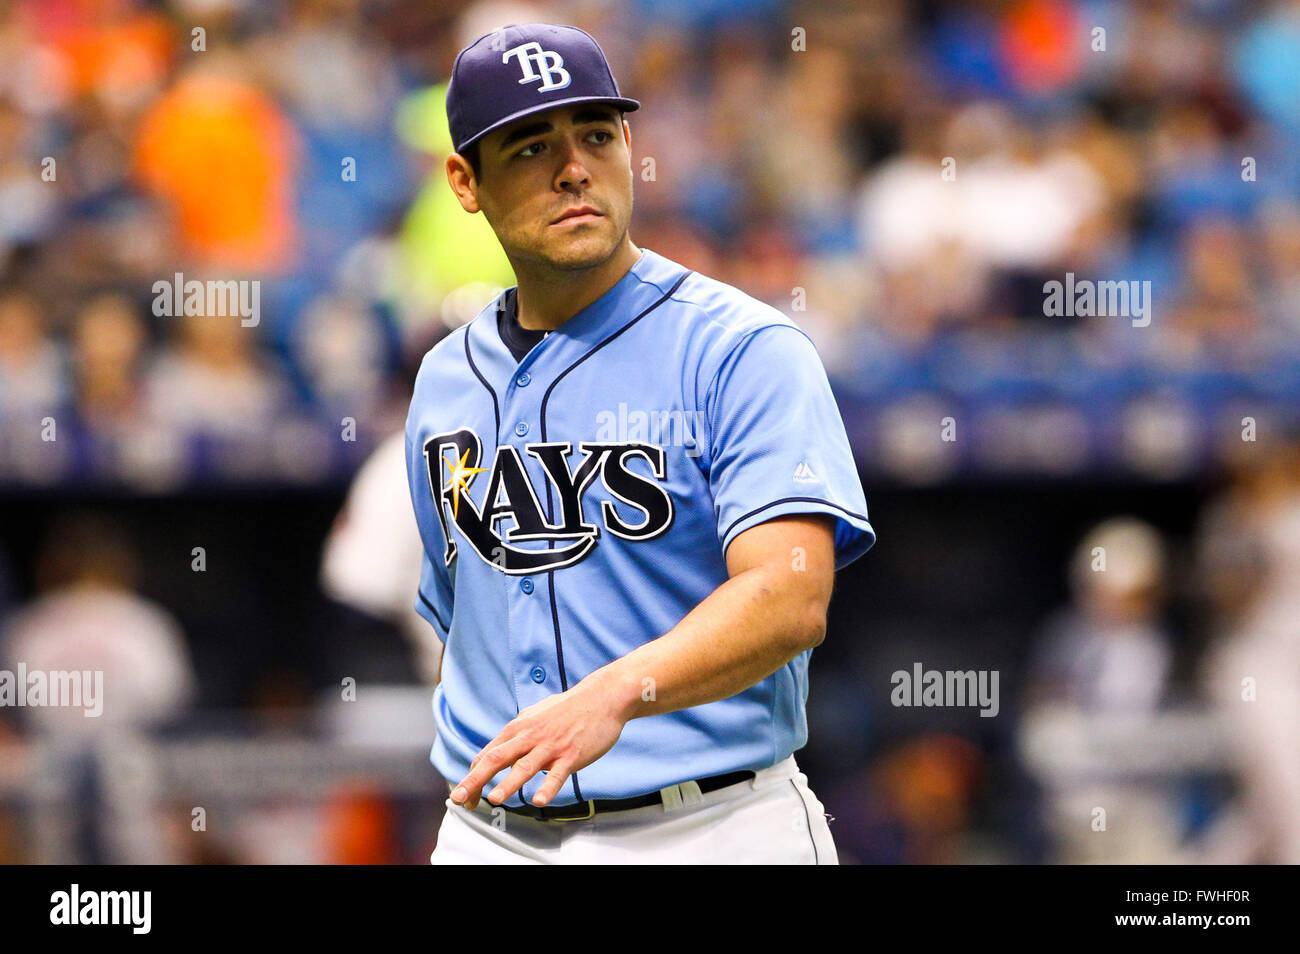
top-left (462, 140), bottom-right (482, 181)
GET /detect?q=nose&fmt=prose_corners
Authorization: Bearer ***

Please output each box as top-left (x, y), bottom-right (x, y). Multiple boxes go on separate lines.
top-left (554, 137), bottom-right (591, 192)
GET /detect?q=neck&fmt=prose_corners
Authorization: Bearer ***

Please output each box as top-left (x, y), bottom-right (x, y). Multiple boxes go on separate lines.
top-left (512, 239), bottom-right (642, 331)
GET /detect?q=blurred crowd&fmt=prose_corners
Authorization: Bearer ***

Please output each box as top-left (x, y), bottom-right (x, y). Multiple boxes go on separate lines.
top-left (3, 0), bottom-right (1300, 486)
top-left (810, 444), bottom-right (1300, 864)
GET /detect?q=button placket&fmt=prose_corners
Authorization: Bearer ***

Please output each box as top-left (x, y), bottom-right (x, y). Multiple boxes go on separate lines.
top-left (500, 360), bottom-right (552, 707)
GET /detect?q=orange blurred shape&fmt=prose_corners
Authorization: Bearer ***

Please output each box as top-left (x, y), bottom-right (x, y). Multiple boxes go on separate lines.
top-left (53, 13), bottom-right (172, 97)
top-left (881, 733), bottom-right (982, 833)
top-left (999, 0), bottom-right (1083, 93)
top-left (324, 782), bottom-right (398, 865)
top-left (134, 73), bottom-right (299, 272)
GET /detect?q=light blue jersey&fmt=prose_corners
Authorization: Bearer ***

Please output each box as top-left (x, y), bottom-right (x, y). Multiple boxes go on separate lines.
top-left (404, 247), bottom-right (874, 807)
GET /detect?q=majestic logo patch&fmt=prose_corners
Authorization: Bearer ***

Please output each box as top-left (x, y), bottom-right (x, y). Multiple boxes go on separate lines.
top-left (424, 428), bottom-right (673, 574)
top-left (502, 42), bottom-right (572, 93)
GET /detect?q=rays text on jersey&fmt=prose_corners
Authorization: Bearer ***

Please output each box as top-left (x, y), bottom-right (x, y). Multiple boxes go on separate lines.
top-left (422, 428), bottom-right (674, 574)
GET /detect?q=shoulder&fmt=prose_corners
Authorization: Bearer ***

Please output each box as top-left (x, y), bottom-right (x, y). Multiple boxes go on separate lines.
top-left (664, 268), bottom-right (805, 341)
top-left (641, 259), bottom-right (814, 372)
top-left (414, 323), bottom-right (472, 380)
top-left (405, 317), bottom-right (483, 441)
top-left (409, 300), bottom-right (500, 401)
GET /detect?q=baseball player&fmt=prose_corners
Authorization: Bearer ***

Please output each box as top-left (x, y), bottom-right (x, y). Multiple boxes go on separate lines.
top-left (405, 22), bottom-right (875, 864)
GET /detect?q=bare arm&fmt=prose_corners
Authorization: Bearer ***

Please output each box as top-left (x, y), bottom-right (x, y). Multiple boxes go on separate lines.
top-left (450, 514), bottom-right (837, 809)
top-left (595, 513), bottom-right (835, 717)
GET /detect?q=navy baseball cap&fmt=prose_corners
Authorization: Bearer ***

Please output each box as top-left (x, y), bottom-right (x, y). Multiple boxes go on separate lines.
top-left (446, 23), bottom-right (640, 155)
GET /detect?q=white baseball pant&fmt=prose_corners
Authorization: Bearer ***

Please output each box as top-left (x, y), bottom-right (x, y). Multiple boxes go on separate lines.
top-left (430, 755), bottom-right (838, 864)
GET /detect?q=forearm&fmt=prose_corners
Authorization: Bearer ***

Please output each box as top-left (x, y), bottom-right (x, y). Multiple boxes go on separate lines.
top-left (447, 517), bottom-right (837, 809)
top-left (587, 561), bottom-right (828, 722)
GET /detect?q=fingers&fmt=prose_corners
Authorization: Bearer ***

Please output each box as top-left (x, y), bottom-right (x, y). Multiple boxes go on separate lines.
top-left (463, 751), bottom-right (488, 805)
top-left (452, 692), bottom-right (593, 810)
top-left (531, 761), bottom-right (574, 807)
top-left (455, 745), bottom-right (574, 811)
top-left (451, 735), bottom-right (528, 808)
top-left (483, 752), bottom-right (547, 806)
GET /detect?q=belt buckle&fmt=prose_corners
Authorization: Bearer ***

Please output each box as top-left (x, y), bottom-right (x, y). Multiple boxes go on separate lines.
top-left (552, 799), bottom-right (596, 822)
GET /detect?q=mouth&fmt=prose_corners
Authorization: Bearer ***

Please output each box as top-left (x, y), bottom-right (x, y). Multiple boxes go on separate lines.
top-left (551, 205), bottom-right (603, 226)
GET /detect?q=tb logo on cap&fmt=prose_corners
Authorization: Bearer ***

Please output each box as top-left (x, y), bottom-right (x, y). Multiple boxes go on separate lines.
top-left (502, 41), bottom-right (572, 92)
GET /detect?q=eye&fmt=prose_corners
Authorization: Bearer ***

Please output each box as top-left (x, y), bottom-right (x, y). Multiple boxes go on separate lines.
top-left (516, 142), bottom-right (545, 159)
top-left (588, 129), bottom-right (614, 144)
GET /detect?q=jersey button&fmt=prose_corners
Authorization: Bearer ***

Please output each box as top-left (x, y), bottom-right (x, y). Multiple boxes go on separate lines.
top-left (529, 666), bottom-right (546, 684)
top-left (516, 372), bottom-right (531, 387)
top-left (514, 421), bottom-right (529, 437)
top-left (519, 577), bottom-right (534, 595)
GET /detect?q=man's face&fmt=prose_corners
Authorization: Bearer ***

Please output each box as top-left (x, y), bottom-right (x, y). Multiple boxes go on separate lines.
top-left (462, 103), bottom-right (634, 271)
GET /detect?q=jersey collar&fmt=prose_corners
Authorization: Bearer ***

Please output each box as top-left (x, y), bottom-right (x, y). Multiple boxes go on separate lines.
top-left (473, 247), bottom-right (689, 373)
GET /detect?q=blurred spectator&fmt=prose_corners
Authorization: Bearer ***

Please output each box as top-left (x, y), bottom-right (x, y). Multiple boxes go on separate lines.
top-left (0, 289), bottom-right (65, 422)
top-left (0, 513), bottom-right (196, 735)
top-left (134, 58), bottom-right (300, 272)
top-left (36, 0), bottom-right (173, 111)
top-left (1258, 198), bottom-right (1300, 336)
top-left (291, 292), bottom-right (391, 420)
top-left (71, 291), bottom-right (147, 434)
top-left (1200, 447), bottom-right (1300, 862)
top-left (1022, 517), bottom-right (1181, 863)
top-left (856, 102), bottom-right (1104, 281)
top-left (0, 99), bottom-right (59, 258)
top-left (391, 81), bottom-right (514, 331)
top-left (144, 309), bottom-right (291, 441)
top-left (1025, 518), bottom-right (1172, 712)
top-left (259, 0), bottom-right (401, 133)
top-left (320, 430), bottom-right (438, 684)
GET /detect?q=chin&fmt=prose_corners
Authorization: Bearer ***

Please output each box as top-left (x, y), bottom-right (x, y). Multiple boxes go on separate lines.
top-left (543, 234), bottom-right (620, 271)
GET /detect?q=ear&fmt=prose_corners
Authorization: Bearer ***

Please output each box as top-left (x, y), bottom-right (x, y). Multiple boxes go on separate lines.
top-left (446, 153), bottom-right (482, 213)
top-left (622, 117), bottom-right (632, 152)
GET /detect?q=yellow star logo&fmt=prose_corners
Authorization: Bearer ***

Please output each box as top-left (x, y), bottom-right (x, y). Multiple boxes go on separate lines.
top-left (442, 448), bottom-right (486, 520)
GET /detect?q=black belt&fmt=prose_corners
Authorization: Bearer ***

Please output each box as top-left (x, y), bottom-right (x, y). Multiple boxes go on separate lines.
top-left (496, 769), bottom-right (757, 822)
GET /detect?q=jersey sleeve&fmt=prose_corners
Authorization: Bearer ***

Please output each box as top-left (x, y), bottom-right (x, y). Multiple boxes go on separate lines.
top-left (405, 417), bottom-right (454, 641)
top-left (704, 324), bottom-right (875, 569)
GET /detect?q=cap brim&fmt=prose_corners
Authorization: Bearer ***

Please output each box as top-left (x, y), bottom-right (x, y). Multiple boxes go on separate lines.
top-left (454, 95), bottom-right (640, 154)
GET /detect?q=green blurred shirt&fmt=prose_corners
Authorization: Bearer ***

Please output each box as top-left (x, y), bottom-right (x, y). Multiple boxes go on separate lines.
top-left (395, 83), bottom-right (515, 318)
